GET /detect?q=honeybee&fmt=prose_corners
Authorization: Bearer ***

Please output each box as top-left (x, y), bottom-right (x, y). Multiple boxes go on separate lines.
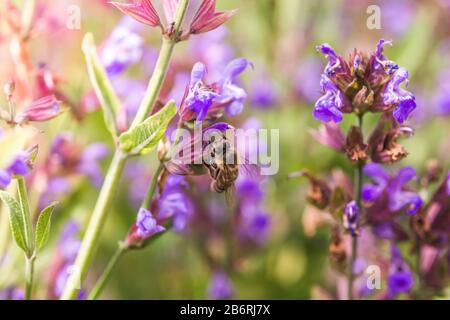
top-left (165, 123), bottom-right (258, 204)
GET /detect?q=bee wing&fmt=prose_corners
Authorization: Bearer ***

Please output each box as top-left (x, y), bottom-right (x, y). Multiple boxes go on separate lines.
top-left (164, 161), bottom-right (206, 176)
top-left (236, 152), bottom-right (261, 179)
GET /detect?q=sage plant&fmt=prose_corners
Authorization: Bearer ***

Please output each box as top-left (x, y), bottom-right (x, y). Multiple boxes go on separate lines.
top-left (301, 39), bottom-right (420, 299)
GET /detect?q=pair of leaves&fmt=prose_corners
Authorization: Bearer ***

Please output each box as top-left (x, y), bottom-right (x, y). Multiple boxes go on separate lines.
top-left (0, 191), bottom-right (57, 257)
top-left (82, 33), bottom-right (121, 138)
top-left (119, 100), bottom-right (177, 155)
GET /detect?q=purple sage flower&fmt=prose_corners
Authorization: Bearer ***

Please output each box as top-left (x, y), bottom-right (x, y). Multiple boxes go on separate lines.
top-left (316, 43), bottom-right (342, 76)
top-left (362, 164), bottom-right (423, 215)
top-left (314, 39), bottom-right (416, 123)
top-left (382, 68), bottom-right (416, 124)
top-left (313, 75), bottom-right (344, 123)
top-left (185, 62), bottom-right (219, 122)
top-left (388, 245), bottom-right (414, 296)
top-left (136, 208), bottom-right (165, 238)
top-left (208, 271), bottom-right (233, 300)
top-left (180, 58), bottom-right (251, 122)
top-left (219, 58), bottom-right (251, 116)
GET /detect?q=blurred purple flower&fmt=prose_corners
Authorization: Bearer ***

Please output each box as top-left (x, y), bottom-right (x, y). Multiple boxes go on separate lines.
top-left (101, 17), bottom-right (144, 76)
top-left (380, 0), bottom-right (415, 37)
top-left (446, 171), bottom-right (450, 196)
top-left (189, 26), bottom-right (235, 79)
top-left (158, 176), bottom-right (193, 232)
top-left (48, 221), bottom-right (85, 299)
top-left (54, 264), bottom-right (86, 300)
top-left (295, 57), bottom-right (323, 103)
top-left (111, 77), bottom-right (146, 129)
top-left (167, 72), bottom-right (191, 107)
top-left (124, 161), bottom-right (151, 206)
top-left (388, 245), bottom-right (414, 296)
top-left (362, 164), bottom-right (423, 215)
top-left (236, 177), bottom-right (270, 244)
top-left (219, 58), bottom-right (251, 116)
top-left (77, 143), bottom-right (109, 188)
top-left (58, 221), bottom-right (81, 261)
top-left (249, 72), bottom-right (278, 108)
top-left (38, 176), bottom-right (72, 210)
top-left (0, 151), bottom-right (32, 188)
top-left (0, 287), bottom-right (24, 300)
top-left (208, 271), bottom-right (233, 300)
top-left (383, 68), bottom-right (416, 124)
top-left (435, 70), bottom-right (450, 115)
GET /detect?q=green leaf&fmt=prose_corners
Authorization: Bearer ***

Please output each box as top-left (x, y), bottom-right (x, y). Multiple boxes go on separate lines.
top-left (119, 100), bottom-right (177, 155)
top-left (82, 32), bottom-right (121, 138)
top-left (0, 191), bottom-right (29, 255)
top-left (35, 202), bottom-right (58, 252)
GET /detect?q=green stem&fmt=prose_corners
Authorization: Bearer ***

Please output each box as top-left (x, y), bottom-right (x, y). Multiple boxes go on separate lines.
top-left (88, 243), bottom-right (126, 300)
top-left (24, 255), bottom-right (35, 300)
top-left (60, 0), bottom-right (190, 300)
top-left (88, 122), bottom-right (185, 298)
top-left (60, 151), bottom-right (126, 300)
top-left (348, 115), bottom-right (364, 300)
top-left (130, 0), bottom-right (189, 128)
top-left (142, 163), bottom-right (165, 210)
top-left (142, 121), bottom-right (184, 209)
top-left (16, 177), bottom-right (34, 255)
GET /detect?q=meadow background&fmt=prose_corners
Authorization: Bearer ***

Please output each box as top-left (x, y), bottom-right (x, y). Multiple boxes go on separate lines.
top-left (0, 0), bottom-right (449, 299)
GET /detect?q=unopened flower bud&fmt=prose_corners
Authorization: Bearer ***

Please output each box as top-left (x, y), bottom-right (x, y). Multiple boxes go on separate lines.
top-left (343, 200), bottom-right (360, 236)
top-left (329, 225), bottom-right (346, 264)
top-left (3, 81), bottom-right (15, 100)
top-left (17, 95), bottom-right (61, 123)
top-left (157, 136), bottom-right (171, 162)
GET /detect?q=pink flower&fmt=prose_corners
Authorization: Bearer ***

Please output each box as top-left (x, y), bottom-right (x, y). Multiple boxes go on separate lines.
top-left (110, 0), bottom-right (237, 40)
top-left (16, 95), bottom-right (61, 123)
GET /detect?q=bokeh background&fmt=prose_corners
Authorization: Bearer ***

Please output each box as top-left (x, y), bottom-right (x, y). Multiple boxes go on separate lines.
top-left (1, 0), bottom-right (450, 299)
